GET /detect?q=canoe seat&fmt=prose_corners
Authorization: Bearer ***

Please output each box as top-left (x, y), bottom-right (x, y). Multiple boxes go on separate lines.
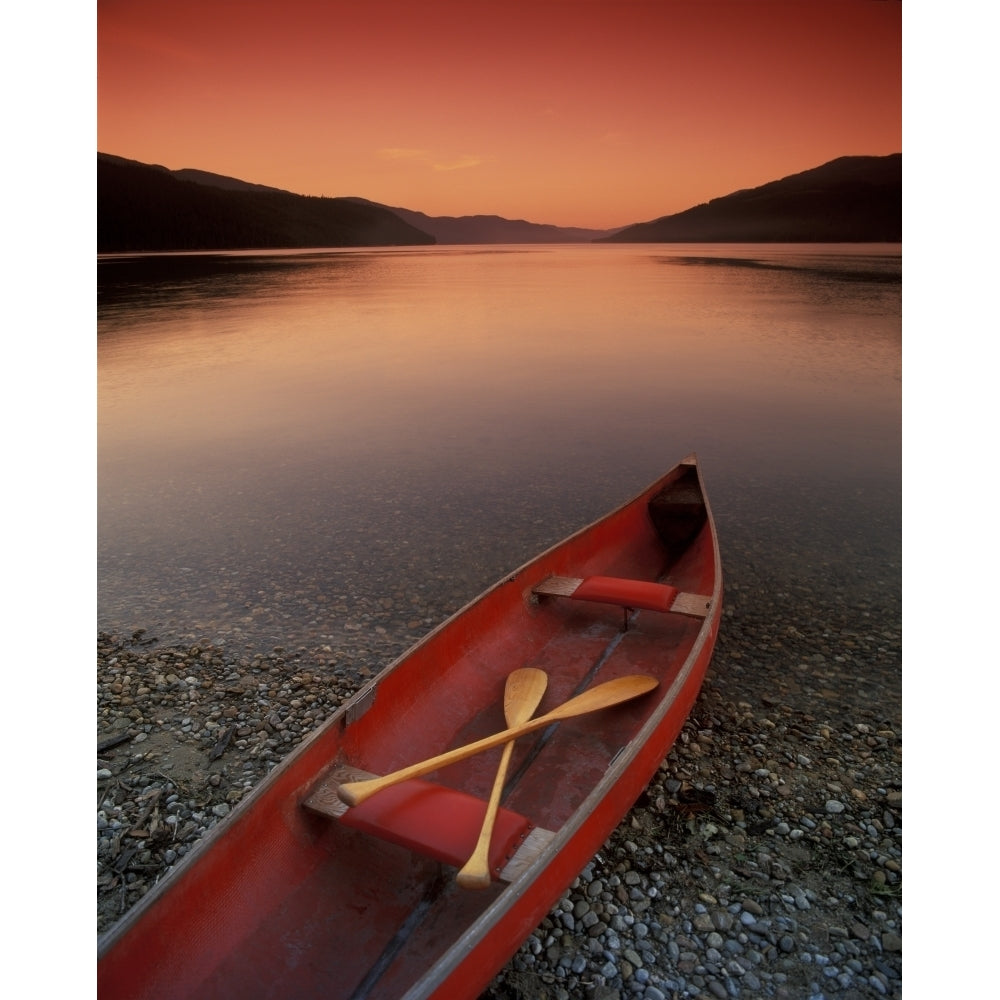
top-left (304, 765), bottom-right (554, 883)
top-left (534, 575), bottom-right (711, 619)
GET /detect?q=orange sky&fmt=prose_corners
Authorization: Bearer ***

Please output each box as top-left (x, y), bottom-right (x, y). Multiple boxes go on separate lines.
top-left (97, 0), bottom-right (901, 230)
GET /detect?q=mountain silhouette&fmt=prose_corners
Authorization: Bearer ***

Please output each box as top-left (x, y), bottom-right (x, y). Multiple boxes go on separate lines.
top-left (98, 152), bottom-right (901, 251)
top-left (97, 154), bottom-right (435, 252)
top-left (598, 154), bottom-right (900, 243)
top-left (343, 199), bottom-right (616, 243)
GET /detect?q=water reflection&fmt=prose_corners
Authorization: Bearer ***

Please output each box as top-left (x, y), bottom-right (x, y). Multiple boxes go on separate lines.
top-left (98, 245), bottom-right (900, 648)
top-left (661, 247), bottom-right (901, 283)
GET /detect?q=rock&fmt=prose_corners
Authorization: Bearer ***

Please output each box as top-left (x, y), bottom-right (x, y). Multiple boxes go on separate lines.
top-left (882, 931), bottom-right (902, 952)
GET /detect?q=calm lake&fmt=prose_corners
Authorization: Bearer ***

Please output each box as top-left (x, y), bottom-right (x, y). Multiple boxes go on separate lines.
top-left (97, 244), bottom-right (901, 656)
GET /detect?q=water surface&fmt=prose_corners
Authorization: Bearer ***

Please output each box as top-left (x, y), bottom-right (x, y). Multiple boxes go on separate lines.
top-left (98, 244), bottom-right (901, 652)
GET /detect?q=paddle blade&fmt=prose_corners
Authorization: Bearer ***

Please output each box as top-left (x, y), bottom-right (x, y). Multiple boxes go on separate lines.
top-left (503, 668), bottom-right (549, 725)
top-left (544, 673), bottom-right (659, 721)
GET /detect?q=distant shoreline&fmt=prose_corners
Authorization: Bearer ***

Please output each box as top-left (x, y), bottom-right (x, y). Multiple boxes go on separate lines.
top-left (98, 152), bottom-right (901, 252)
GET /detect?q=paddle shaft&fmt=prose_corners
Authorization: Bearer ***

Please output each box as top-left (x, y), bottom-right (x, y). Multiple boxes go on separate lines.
top-left (456, 668), bottom-right (548, 889)
top-left (456, 740), bottom-right (516, 889)
top-left (337, 674), bottom-right (657, 807)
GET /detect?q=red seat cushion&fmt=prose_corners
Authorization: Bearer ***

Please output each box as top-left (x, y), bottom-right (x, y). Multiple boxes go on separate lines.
top-left (571, 576), bottom-right (679, 613)
top-left (340, 778), bottom-right (532, 880)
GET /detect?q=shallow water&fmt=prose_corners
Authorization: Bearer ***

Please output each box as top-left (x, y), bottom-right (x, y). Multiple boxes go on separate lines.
top-left (98, 244), bottom-right (900, 651)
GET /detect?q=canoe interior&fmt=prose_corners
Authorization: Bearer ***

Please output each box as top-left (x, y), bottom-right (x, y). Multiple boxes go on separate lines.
top-left (98, 458), bottom-right (721, 1000)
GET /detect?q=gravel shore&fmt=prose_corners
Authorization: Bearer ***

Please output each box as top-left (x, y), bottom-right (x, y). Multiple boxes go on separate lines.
top-left (97, 563), bottom-right (901, 999)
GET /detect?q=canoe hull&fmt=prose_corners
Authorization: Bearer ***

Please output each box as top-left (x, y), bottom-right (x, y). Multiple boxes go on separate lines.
top-left (98, 455), bottom-right (722, 1000)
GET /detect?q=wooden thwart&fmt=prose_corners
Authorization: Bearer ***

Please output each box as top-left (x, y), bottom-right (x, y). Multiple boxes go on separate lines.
top-left (534, 575), bottom-right (711, 619)
top-left (304, 766), bottom-right (555, 884)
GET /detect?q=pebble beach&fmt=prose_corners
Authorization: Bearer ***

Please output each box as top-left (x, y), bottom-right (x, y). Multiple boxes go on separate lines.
top-left (97, 542), bottom-right (901, 1000)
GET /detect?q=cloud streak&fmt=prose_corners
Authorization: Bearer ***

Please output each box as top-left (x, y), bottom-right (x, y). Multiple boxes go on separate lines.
top-left (379, 148), bottom-right (483, 171)
top-left (379, 147), bottom-right (431, 161)
top-left (432, 155), bottom-right (483, 172)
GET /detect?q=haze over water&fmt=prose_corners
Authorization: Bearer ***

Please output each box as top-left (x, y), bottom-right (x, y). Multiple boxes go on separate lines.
top-left (98, 244), bottom-right (900, 652)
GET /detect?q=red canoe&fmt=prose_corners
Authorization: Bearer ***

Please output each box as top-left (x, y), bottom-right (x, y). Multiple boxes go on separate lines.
top-left (98, 454), bottom-right (723, 1000)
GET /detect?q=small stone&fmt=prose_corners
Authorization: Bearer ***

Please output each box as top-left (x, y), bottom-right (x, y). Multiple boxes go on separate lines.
top-left (881, 931), bottom-right (902, 952)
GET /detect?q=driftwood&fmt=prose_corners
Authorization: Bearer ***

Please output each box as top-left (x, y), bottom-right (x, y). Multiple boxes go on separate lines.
top-left (98, 731), bottom-right (134, 754)
top-left (128, 787), bottom-right (163, 838)
top-left (208, 725), bottom-right (236, 762)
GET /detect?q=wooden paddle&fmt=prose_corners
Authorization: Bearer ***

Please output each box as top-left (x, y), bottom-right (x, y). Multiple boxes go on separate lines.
top-left (337, 673), bottom-right (658, 807)
top-left (456, 668), bottom-right (548, 890)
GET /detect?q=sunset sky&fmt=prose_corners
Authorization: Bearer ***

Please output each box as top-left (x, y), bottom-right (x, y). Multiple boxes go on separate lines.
top-left (97, 0), bottom-right (900, 230)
